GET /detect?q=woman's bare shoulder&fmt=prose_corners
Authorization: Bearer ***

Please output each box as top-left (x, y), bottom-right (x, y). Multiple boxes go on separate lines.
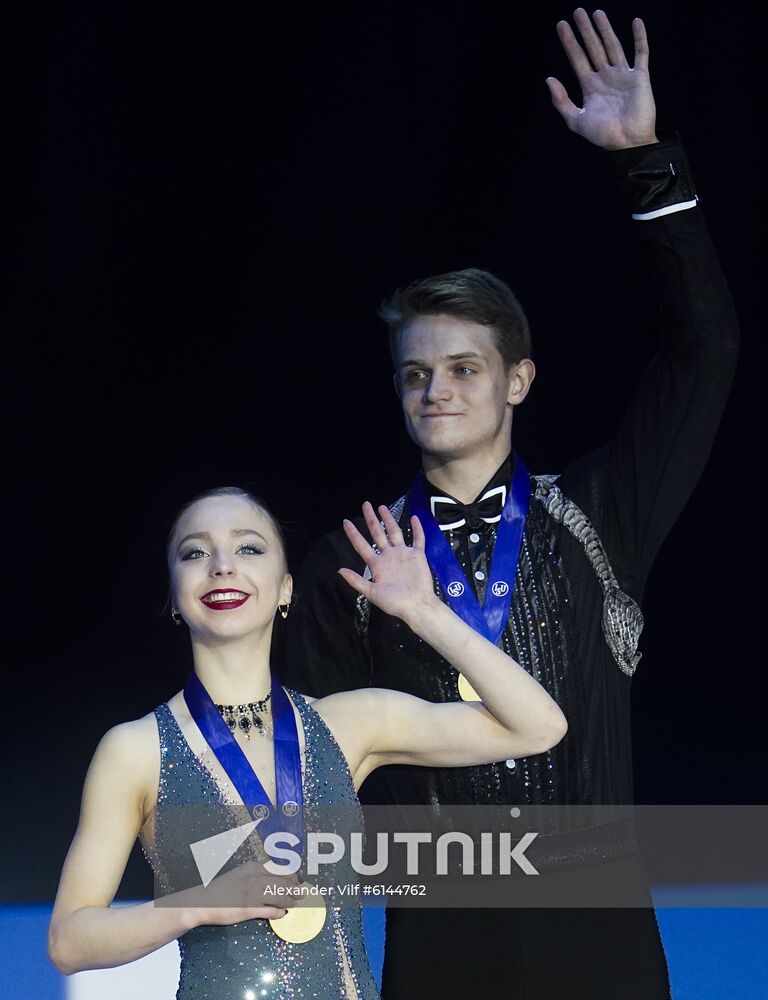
top-left (91, 709), bottom-right (161, 776)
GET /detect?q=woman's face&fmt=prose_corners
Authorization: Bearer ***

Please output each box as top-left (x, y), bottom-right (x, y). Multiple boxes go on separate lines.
top-left (169, 494), bottom-right (291, 642)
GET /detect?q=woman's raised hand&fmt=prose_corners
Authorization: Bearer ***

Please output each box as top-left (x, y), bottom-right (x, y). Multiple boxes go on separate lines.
top-left (338, 503), bottom-right (438, 623)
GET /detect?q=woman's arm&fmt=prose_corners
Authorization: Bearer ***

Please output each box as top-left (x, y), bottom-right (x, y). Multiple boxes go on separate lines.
top-left (314, 503), bottom-right (567, 786)
top-left (48, 719), bottom-right (287, 975)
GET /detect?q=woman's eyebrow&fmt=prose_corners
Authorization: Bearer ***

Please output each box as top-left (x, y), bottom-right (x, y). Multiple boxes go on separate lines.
top-left (176, 528), bottom-right (268, 550)
top-left (176, 531), bottom-right (211, 548)
top-left (232, 529), bottom-right (268, 542)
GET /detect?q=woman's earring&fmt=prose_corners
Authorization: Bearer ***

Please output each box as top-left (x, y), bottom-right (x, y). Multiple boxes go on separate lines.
top-left (278, 604), bottom-right (290, 620)
top-left (171, 609), bottom-right (182, 626)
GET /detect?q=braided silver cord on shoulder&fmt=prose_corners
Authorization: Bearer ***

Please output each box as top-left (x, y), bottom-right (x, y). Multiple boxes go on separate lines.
top-left (353, 485), bottom-right (643, 677)
top-left (533, 477), bottom-right (643, 676)
top-left (389, 495), bottom-right (406, 524)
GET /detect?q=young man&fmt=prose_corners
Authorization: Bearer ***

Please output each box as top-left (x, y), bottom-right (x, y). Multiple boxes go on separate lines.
top-left (283, 10), bottom-right (738, 999)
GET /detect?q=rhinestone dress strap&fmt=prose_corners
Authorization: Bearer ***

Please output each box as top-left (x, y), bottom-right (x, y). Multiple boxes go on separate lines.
top-left (532, 476), bottom-right (643, 677)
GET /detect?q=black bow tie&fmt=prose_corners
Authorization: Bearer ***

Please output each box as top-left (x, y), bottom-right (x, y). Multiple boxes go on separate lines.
top-left (430, 485), bottom-right (507, 531)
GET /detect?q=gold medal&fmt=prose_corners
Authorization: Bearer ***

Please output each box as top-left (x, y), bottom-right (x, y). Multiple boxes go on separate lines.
top-left (458, 673), bottom-right (482, 702)
top-left (269, 891), bottom-right (326, 943)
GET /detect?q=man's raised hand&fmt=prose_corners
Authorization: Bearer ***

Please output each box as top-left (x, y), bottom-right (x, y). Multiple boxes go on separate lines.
top-left (546, 9), bottom-right (657, 150)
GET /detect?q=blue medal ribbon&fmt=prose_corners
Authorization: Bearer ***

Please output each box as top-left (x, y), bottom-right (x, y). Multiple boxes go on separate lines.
top-left (407, 453), bottom-right (531, 645)
top-left (183, 672), bottom-right (305, 858)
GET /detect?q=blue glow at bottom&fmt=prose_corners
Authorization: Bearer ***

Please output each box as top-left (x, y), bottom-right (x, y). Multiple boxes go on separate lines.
top-left (1, 905), bottom-right (63, 1000)
top-left (655, 906), bottom-right (768, 1000)
top-left (4, 896), bottom-right (766, 999)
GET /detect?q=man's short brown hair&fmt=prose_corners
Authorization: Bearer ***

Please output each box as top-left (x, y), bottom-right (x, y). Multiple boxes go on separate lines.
top-left (381, 267), bottom-right (532, 371)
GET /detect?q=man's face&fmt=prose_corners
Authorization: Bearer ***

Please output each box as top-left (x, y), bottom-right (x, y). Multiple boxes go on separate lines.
top-left (394, 314), bottom-right (528, 462)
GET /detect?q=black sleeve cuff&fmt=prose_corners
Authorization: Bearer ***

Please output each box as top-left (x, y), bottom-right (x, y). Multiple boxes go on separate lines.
top-left (607, 130), bottom-right (698, 217)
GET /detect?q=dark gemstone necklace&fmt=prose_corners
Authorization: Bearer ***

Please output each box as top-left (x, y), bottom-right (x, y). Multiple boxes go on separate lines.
top-left (215, 691), bottom-right (272, 740)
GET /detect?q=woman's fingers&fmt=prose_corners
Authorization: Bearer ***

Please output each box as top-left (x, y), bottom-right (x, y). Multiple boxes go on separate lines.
top-left (362, 501), bottom-right (390, 550)
top-left (206, 905), bottom-right (289, 926)
top-left (342, 503), bottom-right (415, 586)
top-left (342, 517), bottom-right (377, 564)
top-left (410, 515), bottom-right (426, 552)
top-left (378, 504), bottom-right (404, 545)
top-left (337, 567), bottom-right (371, 599)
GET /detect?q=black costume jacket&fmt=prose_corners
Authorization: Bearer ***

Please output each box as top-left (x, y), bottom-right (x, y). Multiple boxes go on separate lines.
top-left (282, 135), bottom-right (739, 811)
top-left (280, 136), bottom-right (740, 999)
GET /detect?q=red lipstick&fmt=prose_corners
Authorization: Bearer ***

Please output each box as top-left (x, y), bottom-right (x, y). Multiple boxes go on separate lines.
top-left (200, 589), bottom-right (251, 611)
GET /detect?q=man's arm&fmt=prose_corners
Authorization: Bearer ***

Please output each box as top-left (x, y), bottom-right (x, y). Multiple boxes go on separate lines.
top-left (579, 172), bottom-right (739, 585)
top-left (547, 12), bottom-right (739, 586)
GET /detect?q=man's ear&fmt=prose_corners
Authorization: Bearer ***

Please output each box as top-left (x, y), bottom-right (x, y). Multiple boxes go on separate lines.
top-left (393, 371), bottom-right (402, 400)
top-left (507, 359), bottom-right (536, 406)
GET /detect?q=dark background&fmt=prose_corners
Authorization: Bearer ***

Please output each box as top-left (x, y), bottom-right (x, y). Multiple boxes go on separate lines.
top-left (3, 2), bottom-right (761, 900)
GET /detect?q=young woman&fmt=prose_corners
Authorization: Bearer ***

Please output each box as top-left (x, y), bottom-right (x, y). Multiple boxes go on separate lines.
top-left (48, 487), bottom-right (567, 998)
